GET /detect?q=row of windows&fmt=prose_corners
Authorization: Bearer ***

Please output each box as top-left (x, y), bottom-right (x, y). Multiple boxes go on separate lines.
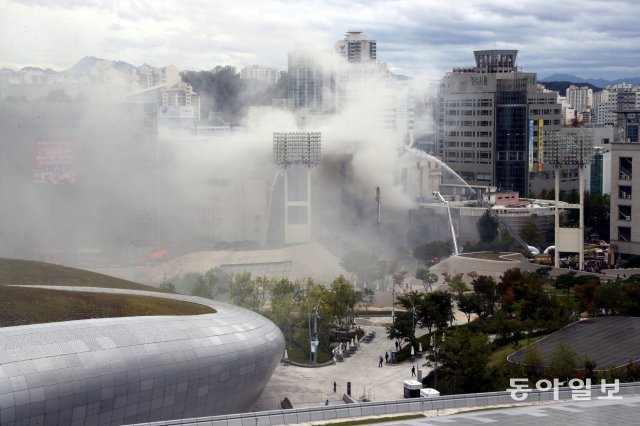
top-left (445, 109), bottom-right (493, 116)
top-left (528, 98), bottom-right (558, 105)
top-left (448, 131), bottom-right (492, 137)
top-left (444, 120), bottom-right (493, 127)
top-left (530, 108), bottom-right (562, 115)
top-left (444, 151), bottom-right (492, 159)
top-left (445, 99), bottom-right (494, 108)
top-left (446, 141), bottom-right (492, 148)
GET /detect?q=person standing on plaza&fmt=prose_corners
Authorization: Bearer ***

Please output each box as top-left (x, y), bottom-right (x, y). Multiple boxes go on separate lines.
top-left (411, 366), bottom-right (416, 377)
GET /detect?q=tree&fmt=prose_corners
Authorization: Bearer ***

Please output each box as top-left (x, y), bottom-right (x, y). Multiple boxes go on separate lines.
top-left (356, 288), bottom-right (375, 311)
top-left (387, 291), bottom-right (420, 348)
top-left (413, 241), bottom-right (452, 266)
top-left (455, 293), bottom-right (481, 323)
top-left (269, 278), bottom-right (303, 342)
top-left (521, 218), bottom-right (541, 249)
top-left (442, 272), bottom-right (468, 297)
top-left (160, 280), bottom-right (176, 292)
top-left (340, 250), bottom-right (385, 287)
top-left (417, 291), bottom-right (453, 332)
top-left (471, 275), bottom-right (498, 316)
top-left (522, 343), bottom-right (544, 376)
top-left (416, 268), bottom-right (438, 292)
top-left (477, 210), bottom-right (499, 243)
top-left (549, 342), bottom-right (577, 380)
top-left (431, 328), bottom-right (493, 393)
top-left (228, 272), bottom-right (260, 311)
top-left (328, 275), bottom-right (356, 327)
top-left (555, 271), bottom-right (578, 293)
top-left (595, 280), bottom-right (624, 315)
top-left (386, 311), bottom-right (415, 349)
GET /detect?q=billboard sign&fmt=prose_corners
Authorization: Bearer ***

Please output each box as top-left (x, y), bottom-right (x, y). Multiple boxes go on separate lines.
top-left (537, 119), bottom-right (544, 172)
top-left (32, 141), bottom-right (77, 185)
top-left (528, 119), bottom-right (535, 172)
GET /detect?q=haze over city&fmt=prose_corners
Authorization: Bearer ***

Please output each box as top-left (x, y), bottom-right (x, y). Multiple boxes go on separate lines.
top-left (2, 0), bottom-right (640, 80)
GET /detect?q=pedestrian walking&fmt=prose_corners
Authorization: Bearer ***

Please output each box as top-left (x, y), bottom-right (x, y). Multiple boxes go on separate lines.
top-left (333, 381), bottom-right (337, 392)
top-left (411, 366), bottom-right (416, 377)
top-left (395, 341), bottom-right (399, 351)
top-left (385, 352), bottom-right (389, 363)
top-left (378, 355), bottom-right (383, 367)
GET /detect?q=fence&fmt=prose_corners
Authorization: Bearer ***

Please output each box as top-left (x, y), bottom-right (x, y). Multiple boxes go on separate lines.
top-left (131, 382), bottom-right (640, 426)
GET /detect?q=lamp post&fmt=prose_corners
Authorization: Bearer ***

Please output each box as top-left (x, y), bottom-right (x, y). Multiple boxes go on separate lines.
top-left (431, 331), bottom-right (445, 390)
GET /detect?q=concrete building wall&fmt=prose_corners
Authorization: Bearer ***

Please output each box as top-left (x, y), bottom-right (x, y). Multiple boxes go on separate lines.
top-left (610, 141), bottom-right (640, 259)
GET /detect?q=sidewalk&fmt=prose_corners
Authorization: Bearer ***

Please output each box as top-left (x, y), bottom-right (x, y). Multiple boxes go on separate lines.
top-left (252, 318), bottom-right (431, 411)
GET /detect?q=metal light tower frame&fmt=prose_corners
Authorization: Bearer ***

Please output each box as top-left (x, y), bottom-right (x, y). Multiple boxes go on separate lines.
top-left (272, 132), bottom-right (321, 244)
top-left (544, 128), bottom-right (593, 269)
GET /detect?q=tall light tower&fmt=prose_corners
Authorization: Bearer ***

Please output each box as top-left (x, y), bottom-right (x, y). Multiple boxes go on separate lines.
top-left (273, 132), bottom-right (321, 244)
top-left (544, 128), bottom-right (593, 269)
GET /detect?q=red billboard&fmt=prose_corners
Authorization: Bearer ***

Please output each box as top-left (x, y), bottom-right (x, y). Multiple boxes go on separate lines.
top-left (32, 141), bottom-right (77, 185)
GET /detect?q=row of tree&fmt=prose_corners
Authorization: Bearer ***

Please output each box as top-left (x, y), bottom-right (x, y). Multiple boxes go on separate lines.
top-left (169, 268), bottom-right (368, 362)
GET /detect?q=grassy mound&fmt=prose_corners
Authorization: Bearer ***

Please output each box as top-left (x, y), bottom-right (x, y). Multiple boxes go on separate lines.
top-left (0, 258), bottom-right (215, 327)
top-left (0, 258), bottom-right (165, 291)
top-left (0, 286), bottom-right (215, 327)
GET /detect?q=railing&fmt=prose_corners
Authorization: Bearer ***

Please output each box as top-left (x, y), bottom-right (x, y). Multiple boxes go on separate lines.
top-left (129, 383), bottom-right (640, 426)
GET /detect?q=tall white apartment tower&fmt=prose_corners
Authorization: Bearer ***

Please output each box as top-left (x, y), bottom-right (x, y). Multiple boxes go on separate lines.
top-left (334, 31), bottom-right (377, 63)
top-left (566, 85), bottom-right (593, 117)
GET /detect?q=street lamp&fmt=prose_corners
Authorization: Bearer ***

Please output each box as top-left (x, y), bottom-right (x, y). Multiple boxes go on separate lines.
top-left (431, 331), bottom-right (445, 390)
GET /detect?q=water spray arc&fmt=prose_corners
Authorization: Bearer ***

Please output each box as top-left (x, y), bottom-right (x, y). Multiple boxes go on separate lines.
top-left (432, 191), bottom-right (459, 256)
top-left (405, 148), bottom-right (531, 253)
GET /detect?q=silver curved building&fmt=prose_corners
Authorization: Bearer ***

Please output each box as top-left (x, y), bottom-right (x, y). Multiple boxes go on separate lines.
top-left (0, 287), bottom-right (285, 425)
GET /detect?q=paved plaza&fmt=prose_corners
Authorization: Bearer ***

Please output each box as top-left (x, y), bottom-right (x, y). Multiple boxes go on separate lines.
top-left (252, 317), bottom-right (434, 411)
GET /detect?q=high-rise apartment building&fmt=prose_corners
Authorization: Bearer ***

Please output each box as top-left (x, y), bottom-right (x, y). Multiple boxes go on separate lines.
top-left (334, 30), bottom-right (376, 63)
top-left (287, 47), bottom-right (329, 112)
top-left (240, 65), bottom-right (280, 83)
top-left (566, 85), bottom-right (593, 116)
top-left (436, 50), bottom-right (563, 196)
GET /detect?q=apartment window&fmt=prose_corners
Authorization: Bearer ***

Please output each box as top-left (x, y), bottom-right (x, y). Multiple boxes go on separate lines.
top-left (619, 205), bottom-right (632, 221)
top-left (463, 141), bottom-right (474, 148)
top-left (618, 226), bottom-right (631, 242)
top-left (619, 186), bottom-right (632, 200)
top-left (620, 157), bottom-right (633, 180)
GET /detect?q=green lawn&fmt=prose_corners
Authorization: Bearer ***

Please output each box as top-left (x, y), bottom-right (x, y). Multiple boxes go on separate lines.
top-left (488, 335), bottom-right (548, 368)
top-left (0, 258), bottom-right (214, 327)
top-left (0, 257), bottom-right (166, 291)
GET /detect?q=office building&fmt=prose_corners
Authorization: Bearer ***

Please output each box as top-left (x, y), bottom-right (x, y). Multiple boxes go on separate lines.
top-left (435, 50), bottom-right (564, 197)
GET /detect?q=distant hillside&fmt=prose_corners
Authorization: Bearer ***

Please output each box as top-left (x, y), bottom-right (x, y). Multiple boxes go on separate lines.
top-left (0, 258), bottom-right (166, 291)
top-left (540, 81), bottom-right (602, 96)
top-left (63, 56), bottom-right (137, 77)
top-left (540, 73), bottom-right (640, 88)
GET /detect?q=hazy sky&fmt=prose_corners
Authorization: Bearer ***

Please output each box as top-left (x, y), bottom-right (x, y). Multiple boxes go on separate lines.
top-left (1, 0), bottom-right (639, 80)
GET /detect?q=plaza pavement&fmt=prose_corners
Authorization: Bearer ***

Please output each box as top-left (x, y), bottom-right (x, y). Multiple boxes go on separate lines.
top-left (252, 316), bottom-right (434, 412)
